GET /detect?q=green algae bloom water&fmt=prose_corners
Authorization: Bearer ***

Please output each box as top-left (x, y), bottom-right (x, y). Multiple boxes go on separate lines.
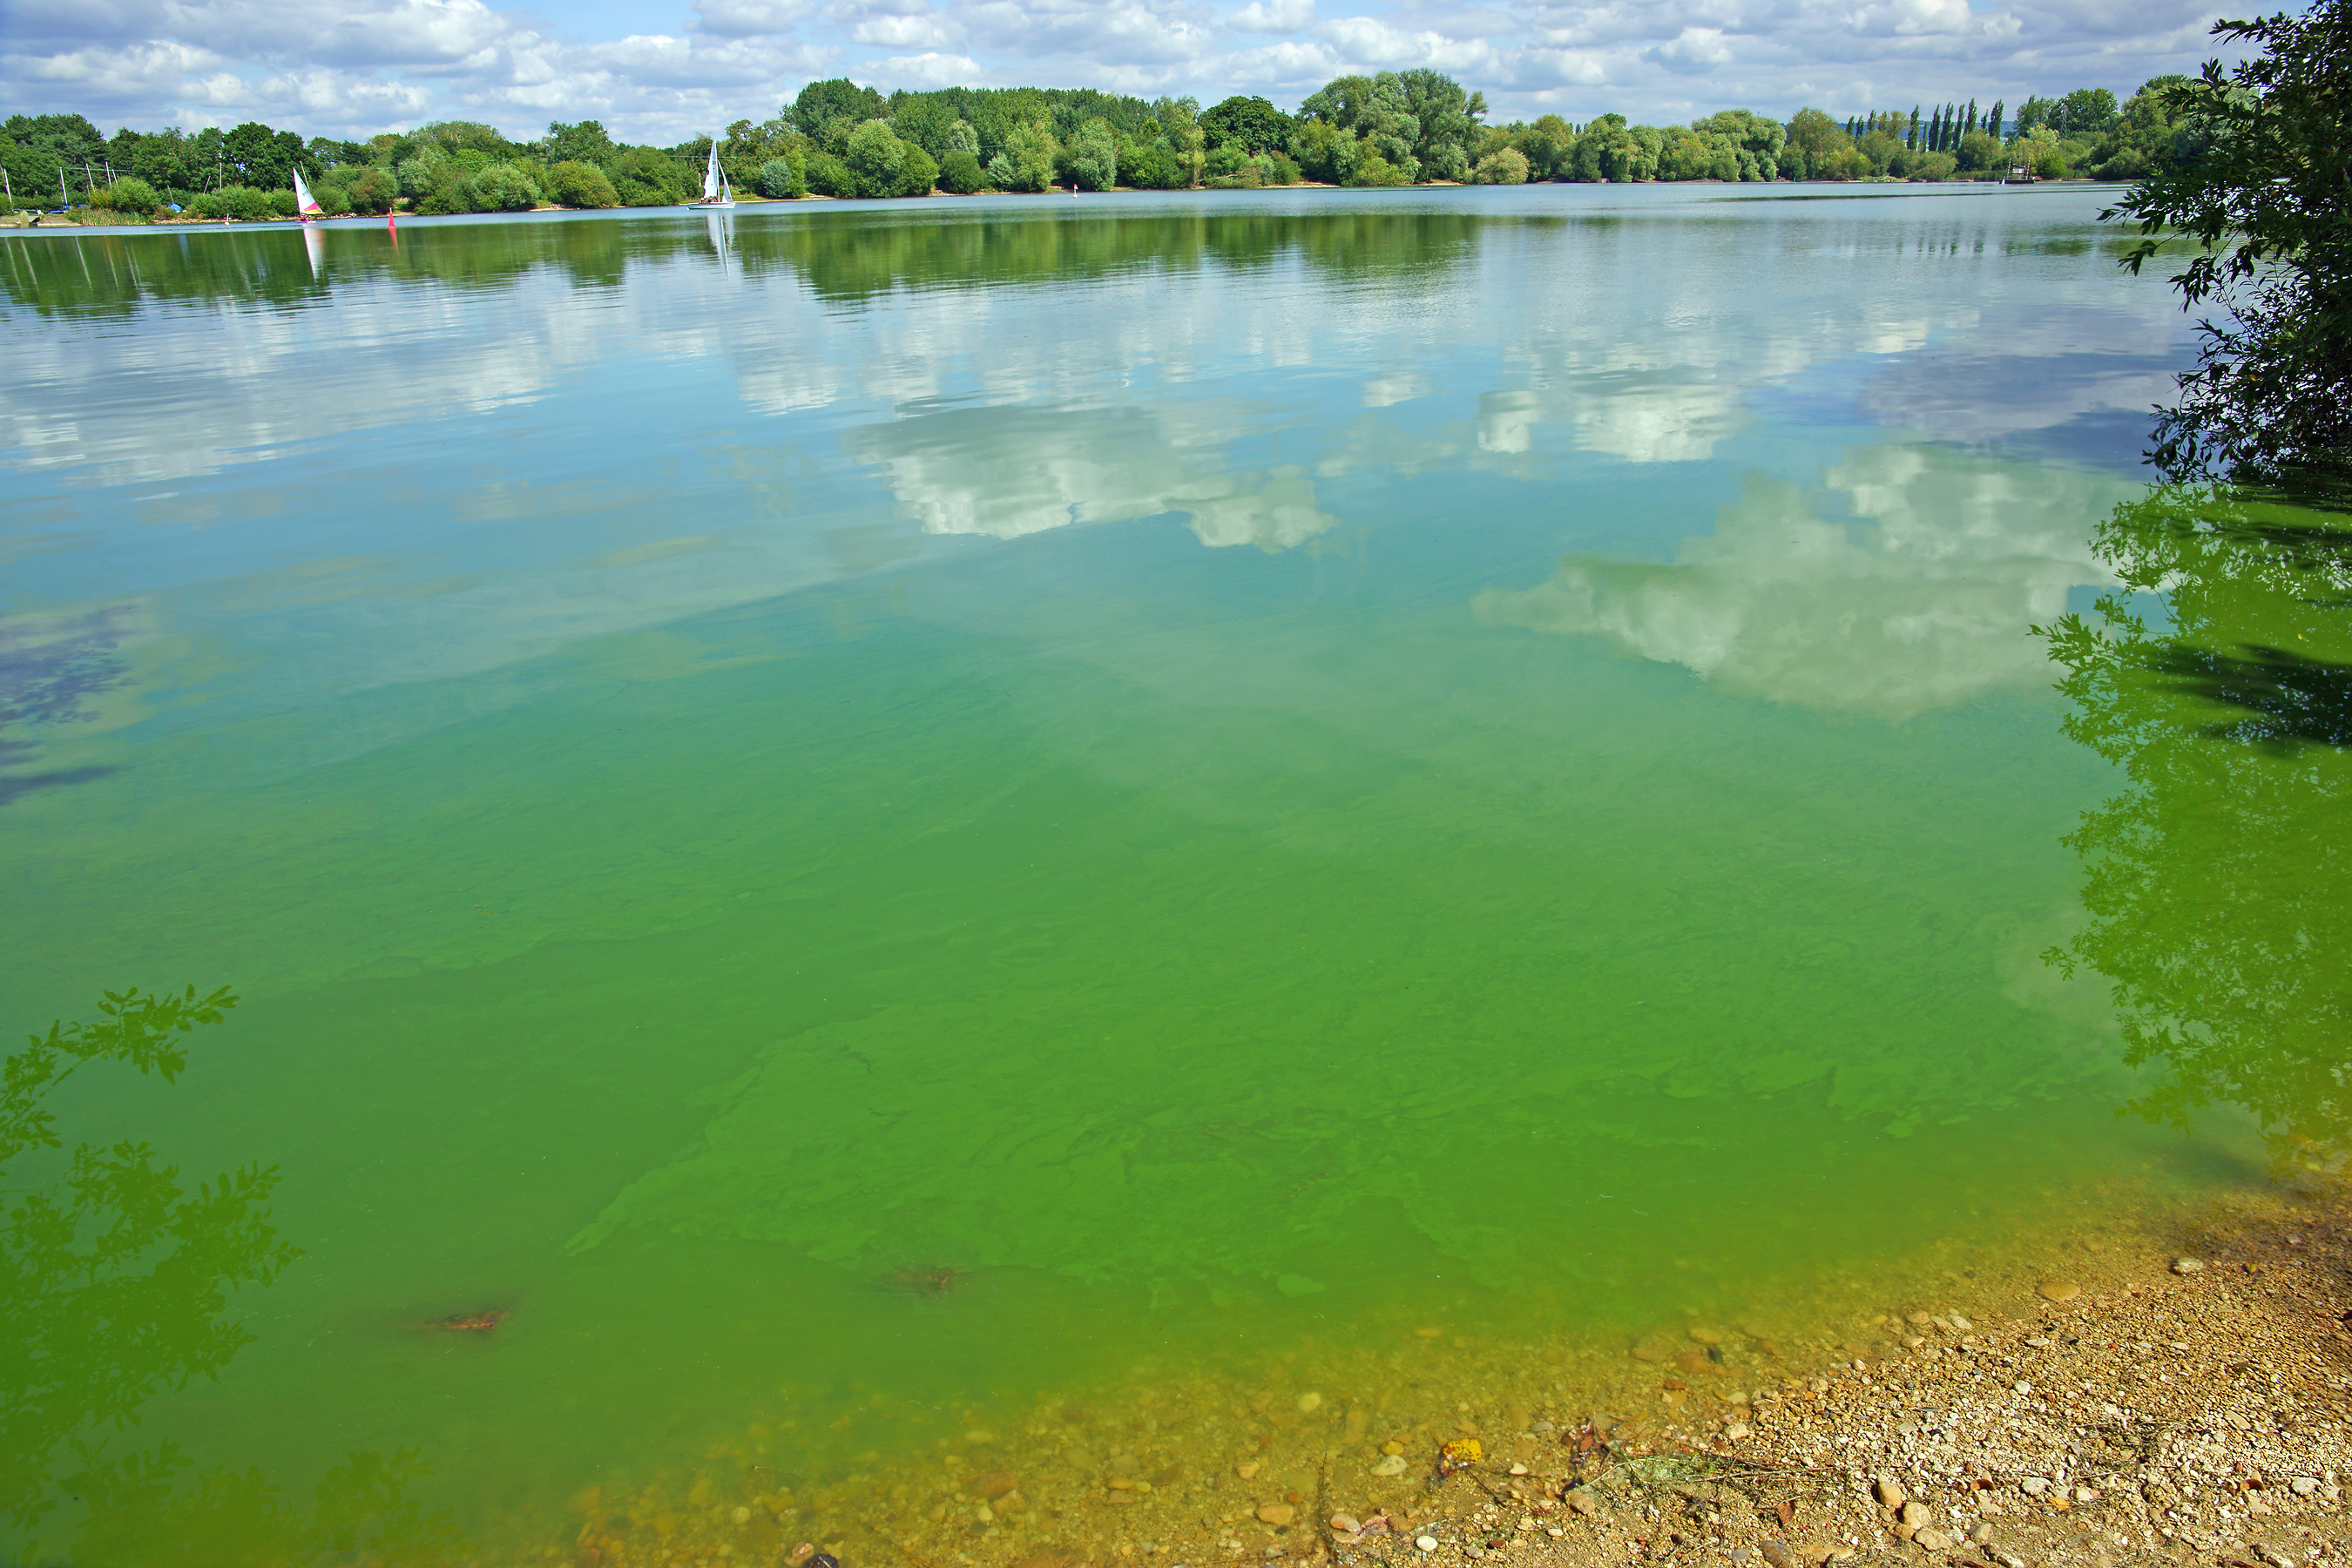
top-left (0, 186), bottom-right (2290, 1562)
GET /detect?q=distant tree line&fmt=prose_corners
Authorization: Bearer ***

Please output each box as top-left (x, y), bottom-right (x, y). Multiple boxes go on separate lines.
top-left (2, 69), bottom-right (2186, 224)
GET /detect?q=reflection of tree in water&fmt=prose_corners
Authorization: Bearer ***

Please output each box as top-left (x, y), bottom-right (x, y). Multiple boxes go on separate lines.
top-left (0, 205), bottom-right (1518, 316)
top-left (2040, 485), bottom-right (2352, 1153)
top-left (2, 987), bottom-right (463, 1565)
top-left (0, 609), bottom-right (126, 806)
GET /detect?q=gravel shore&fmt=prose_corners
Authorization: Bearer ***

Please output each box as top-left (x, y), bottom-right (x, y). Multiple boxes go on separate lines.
top-left (1316, 1174), bottom-right (2352, 1568)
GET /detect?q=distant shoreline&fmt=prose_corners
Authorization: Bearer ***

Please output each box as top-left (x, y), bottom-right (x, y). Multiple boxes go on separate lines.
top-left (0, 177), bottom-right (2119, 237)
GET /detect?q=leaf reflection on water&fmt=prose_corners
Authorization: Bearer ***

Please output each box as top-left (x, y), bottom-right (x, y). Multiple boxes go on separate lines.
top-left (2039, 484), bottom-right (2352, 1155)
top-left (0, 987), bottom-right (466, 1565)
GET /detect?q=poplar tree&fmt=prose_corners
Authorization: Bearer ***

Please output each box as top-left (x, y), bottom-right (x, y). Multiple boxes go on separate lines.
top-left (1988, 100), bottom-right (2004, 139)
top-left (1909, 106), bottom-right (1921, 147)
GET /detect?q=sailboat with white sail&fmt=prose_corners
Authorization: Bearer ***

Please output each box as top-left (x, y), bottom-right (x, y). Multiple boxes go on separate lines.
top-left (292, 167), bottom-right (323, 221)
top-left (688, 140), bottom-right (734, 210)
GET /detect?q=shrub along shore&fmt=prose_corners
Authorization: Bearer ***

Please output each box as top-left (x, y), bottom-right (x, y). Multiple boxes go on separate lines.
top-left (4, 72), bottom-right (2183, 226)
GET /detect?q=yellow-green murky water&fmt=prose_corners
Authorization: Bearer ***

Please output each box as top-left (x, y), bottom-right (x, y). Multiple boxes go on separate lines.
top-left (4, 186), bottom-right (2330, 1565)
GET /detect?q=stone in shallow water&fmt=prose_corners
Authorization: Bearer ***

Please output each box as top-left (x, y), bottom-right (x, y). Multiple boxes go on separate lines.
top-left (2037, 1280), bottom-right (2082, 1302)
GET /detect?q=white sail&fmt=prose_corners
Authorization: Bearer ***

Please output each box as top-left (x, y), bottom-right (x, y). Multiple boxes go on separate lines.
top-left (292, 167), bottom-right (321, 216)
top-left (702, 143), bottom-right (722, 202)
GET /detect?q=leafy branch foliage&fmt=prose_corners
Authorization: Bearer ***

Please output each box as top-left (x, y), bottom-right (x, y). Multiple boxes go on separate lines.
top-left (2104, 0), bottom-right (2352, 485)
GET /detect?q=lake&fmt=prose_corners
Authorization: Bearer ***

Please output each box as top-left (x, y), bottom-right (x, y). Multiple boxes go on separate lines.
top-left (0, 183), bottom-right (2269, 1564)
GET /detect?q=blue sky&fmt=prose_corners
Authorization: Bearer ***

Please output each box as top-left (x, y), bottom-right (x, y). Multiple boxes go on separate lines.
top-left (4, 0), bottom-right (2239, 145)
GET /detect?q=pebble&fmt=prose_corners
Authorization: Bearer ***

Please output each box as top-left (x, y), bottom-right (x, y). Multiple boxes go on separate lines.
top-left (2173, 1256), bottom-right (2206, 1274)
top-left (1416, 1537), bottom-right (1438, 1553)
top-left (1874, 1477), bottom-right (1908, 1509)
top-left (2021, 1478), bottom-right (2051, 1497)
top-left (2038, 1281), bottom-right (2082, 1303)
top-left (1255, 1504), bottom-right (1295, 1527)
top-left (1897, 1501), bottom-right (1932, 1530)
top-left (1370, 1455), bottom-right (1408, 1477)
top-left (1723, 1422), bottom-right (1751, 1441)
top-left (1296, 1393), bottom-right (1322, 1414)
top-left (1236, 1462), bottom-right (1261, 1481)
top-left (964, 1472), bottom-right (1018, 1501)
top-left (1915, 1529), bottom-right (1957, 1552)
top-left (1566, 1491), bottom-right (1601, 1517)
top-left (2294, 1478), bottom-right (2323, 1497)
top-left (1329, 1515), bottom-right (1361, 1534)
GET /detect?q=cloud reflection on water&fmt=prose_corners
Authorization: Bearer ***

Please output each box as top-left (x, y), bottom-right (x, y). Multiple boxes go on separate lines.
top-left (0, 195), bottom-right (2194, 761)
top-left (1476, 443), bottom-right (2134, 718)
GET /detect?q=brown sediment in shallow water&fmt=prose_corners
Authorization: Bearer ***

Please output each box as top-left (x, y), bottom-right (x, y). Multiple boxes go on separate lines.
top-left (540, 1172), bottom-right (2352, 1568)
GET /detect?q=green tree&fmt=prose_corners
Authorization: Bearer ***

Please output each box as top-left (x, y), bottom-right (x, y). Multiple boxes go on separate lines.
top-left (2086, 75), bottom-right (2193, 180)
top-left (987, 118), bottom-right (1059, 193)
top-left (937, 149), bottom-right (985, 193)
top-left (2058, 86), bottom-right (2120, 135)
top-left (542, 119), bottom-right (618, 166)
top-left (343, 166), bottom-right (396, 214)
top-left (845, 118), bottom-right (909, 198)
top-left (2105, 0), bottom-right (2352, 485)
top-left (1200, 96), bottom-right (1294, 154)
top-left (548, 159), bottom-right (620, 207)
top-left (1064, 117), bottom-right (1119, 190)
top-left (1471, 145), bottom-right (1529, 184)
top-left (1154, 96), bottom-right (1206, 186)
top-left (1287, 118), bottom-right (1358, 184)
top-left (1394, 69), bottom-right (1485, 181)
top-left (1783, 108), bottom-right (1850, 167)
top-left (221, 122), bottom-right (311, 189)
top-left (1202, 142), bottom-right (1258, 187)
top-left (753, 154), bottom-right (802, 199)
top-left (1301, 72), bottom-right (1423, 182)
top-left (1119, 139), bottom-right (1187, 189)
top-left (606, 145), bottom-right (693, 206)
top-left (95, 177), bottom-right (159, 213)
top-left (1516, 114), bottom-right (1576, 179)
top-left (896, 142), bottom-right (938, 196)
top-left (794, 78), bottom-right (886, 141)
top-left (1692, 109), bottom-right (1786, 172)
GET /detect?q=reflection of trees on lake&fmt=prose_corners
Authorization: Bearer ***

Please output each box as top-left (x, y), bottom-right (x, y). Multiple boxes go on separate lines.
top-left (0, 205), bottom-right (1509, 316)
top-left (2040, 486), bottom-right (2352, 1152)
top-left (2, 987), bottom-right (463, 1565)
